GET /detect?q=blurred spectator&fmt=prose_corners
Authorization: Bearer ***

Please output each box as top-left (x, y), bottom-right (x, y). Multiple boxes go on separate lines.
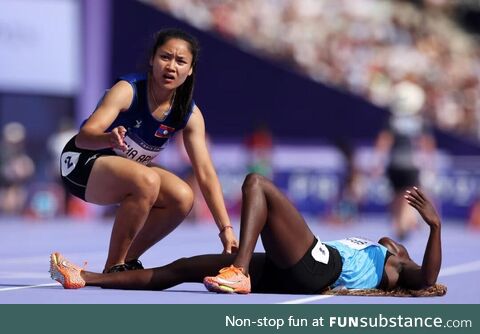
top-left (0, 122), bottom-right (35, 215)
top-left (373, 79), bottom-right (437, 239)
top-left (330, 138), bottom-right (362, 224)
top-left (244, 123), bottom-right (273, 178)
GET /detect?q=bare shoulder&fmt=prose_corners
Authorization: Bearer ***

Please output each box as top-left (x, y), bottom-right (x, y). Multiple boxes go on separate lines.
top-left (101, 80), bottom-right (134, 111)
top-left (184, 104), bottom-right (205, 132)
top-left (191, 104), bottom-right (203, 118)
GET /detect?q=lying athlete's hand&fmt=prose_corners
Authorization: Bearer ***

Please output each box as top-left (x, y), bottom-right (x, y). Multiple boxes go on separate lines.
top-left (405, 187), bottom-right (441, 229)
top-left (110, 126), bottom-right (127, 151)
top-left (220, 228), bottom-right (239, 254)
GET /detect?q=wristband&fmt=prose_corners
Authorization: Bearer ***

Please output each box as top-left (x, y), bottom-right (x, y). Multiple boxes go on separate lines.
top-left (218, 225), bottom-right (233, 236)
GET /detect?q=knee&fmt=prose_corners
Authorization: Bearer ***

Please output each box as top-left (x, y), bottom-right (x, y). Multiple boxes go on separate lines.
top-left (242, 173), bottom-right (266, 192)
top-left (172, 184), bottom-right (194, 216)
top-left (133, 171), bottom-right (161, 205)
top-left (172, 257), bottom-right (188, 267)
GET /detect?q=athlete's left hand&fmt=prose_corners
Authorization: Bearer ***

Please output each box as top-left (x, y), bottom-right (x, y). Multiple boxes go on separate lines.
top-left (220, 228), bottom-right (239, 254)
top-left (405, 187), bottom-right (441, 229)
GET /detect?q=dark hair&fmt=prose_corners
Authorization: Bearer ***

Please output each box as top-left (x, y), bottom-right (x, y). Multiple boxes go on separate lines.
top-left (149, 28), bottom-right (199, 127)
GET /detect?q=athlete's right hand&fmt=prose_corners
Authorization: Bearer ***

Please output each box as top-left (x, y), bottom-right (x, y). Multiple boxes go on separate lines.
top-left (109, 126), bottom-right (127, 151)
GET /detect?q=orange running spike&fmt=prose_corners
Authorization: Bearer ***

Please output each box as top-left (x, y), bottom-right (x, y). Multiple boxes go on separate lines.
top-left (49, 252), bottom-right (86, 289)
top-left (203, 265), bottom-right (251, 294)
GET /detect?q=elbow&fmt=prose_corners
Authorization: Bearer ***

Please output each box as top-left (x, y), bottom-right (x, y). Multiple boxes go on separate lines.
top-left (198, 173), bottom-right (221, 196)
top-left (75, 130), bottom-right (88, 149)
top-left (423, 278), bottom-right (437, 288)
top-left (76, 127), bottom-right (101, 150)
top-left (195, 166), bottom-right (217, 185)
top-left (422, 272), bottom-right (439, 288)
top-left (197, 174), bottom-right (215, 191)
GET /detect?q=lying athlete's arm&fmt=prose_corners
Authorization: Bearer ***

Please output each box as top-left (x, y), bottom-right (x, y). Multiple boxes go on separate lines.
top-left (400, 188), bottom-right (442, 289)
top-left (76, 81), bottom-right (133, 151)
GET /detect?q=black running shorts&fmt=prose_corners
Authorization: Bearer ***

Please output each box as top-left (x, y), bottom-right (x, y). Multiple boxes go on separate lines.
top-left (253, 238), bottom-right (342, 294)
top-left (60, 135), bottom-right (116, 201)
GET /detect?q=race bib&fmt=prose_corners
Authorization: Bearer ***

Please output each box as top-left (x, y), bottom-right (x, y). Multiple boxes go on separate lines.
top-left (338, 237), bottom-right (376, 250)
top-left (311, 238), bottom-right (330, 264)
top-left (114, 135), bottom-right (163, 165)
top-left (61, 152), bottom-right (80, 177)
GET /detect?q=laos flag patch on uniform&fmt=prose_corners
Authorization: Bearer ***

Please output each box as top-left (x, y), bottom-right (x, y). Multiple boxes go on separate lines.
top-left (155, 124), bottom-right (175, 138)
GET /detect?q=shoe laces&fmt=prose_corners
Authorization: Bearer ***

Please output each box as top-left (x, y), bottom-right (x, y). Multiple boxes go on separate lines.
top-left (218, 265), bottom-right (245, 279)
top-left (63, 260), bottom-right (87, 271)
top-left (55, 254), bottom-right (87, 272)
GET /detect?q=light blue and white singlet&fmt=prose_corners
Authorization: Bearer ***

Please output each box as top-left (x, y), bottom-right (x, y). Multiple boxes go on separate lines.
top-left (324, 237), bottom-right (388, 289)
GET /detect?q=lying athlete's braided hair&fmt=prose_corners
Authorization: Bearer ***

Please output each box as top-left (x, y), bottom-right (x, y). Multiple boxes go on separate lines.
top-left (322, 283), bottom-right (447, 297)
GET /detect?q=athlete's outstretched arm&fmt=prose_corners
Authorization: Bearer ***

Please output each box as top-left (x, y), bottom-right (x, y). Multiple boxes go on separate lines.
top-left (182, 106), bottom-right (238, 254)
top-left (400, 187), bottom-right (442, 289)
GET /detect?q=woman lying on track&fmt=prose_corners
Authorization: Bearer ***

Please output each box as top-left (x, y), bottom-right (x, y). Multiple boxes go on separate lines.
top-left (50, 173), bottom-right (441, 294)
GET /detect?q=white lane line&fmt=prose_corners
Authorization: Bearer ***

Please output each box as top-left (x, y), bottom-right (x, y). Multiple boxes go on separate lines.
top-left (278, 295), bottom-right (333, 304)
top-left (277, 259), bottom-right (480, 304)
top-left (439, 260), bottom-right (480, 277)
top-left (0, 283), bottom-right (59, 292)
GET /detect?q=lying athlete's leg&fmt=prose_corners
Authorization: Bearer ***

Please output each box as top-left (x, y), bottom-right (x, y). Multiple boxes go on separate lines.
top-left (233, 173), bottom-right (315, 274)
top-left (85, 156), bottom-right (160, 271)
top-left (81, 253), bottom-right (269, 290)
top-left (125, 167), bottom-right (194, 262)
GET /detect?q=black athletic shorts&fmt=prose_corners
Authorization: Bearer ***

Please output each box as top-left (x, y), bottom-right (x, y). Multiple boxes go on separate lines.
top-left (60, 135), bottom-right (116, 201)
top-left (253, 238), bottom-right (343, 294)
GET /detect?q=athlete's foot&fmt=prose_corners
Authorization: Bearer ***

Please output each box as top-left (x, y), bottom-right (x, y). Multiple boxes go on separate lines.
top-left (203, 265), bottom-right (251, 294)
top-left (49, 252), bottom-right (86, 289)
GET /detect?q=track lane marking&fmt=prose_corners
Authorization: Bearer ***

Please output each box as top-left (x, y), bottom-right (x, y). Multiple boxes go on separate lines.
top-left (0, 283), bottom-right (59, 292)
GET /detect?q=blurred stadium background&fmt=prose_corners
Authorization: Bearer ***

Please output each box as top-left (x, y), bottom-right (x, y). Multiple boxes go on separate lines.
top-left (1, 0), bottom-right (480, 233)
